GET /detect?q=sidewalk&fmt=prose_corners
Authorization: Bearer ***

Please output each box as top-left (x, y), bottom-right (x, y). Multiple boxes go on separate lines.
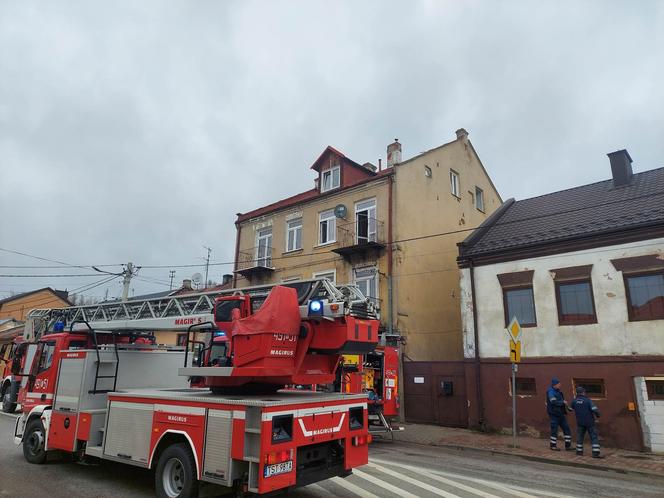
top-left (391, 422), bottom-right (664, 478)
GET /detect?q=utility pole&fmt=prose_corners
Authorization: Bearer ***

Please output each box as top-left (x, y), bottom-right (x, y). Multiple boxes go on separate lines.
top-left (203, 246), bottom-right (212, 288)
top-left (169, 270), bottom-right (176, 290)
top-left (121, 262), bottom-right (134, 302)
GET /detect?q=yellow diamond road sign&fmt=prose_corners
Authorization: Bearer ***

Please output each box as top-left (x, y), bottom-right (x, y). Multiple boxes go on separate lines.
top-left (507, 317), bottom-right (522, 342)
top-left (510, 339), bottom-right (521, 363)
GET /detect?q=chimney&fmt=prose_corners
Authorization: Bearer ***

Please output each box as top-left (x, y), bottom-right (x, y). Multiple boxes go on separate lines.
top-left (222, 274), bottom-right (233, 286)
top-left (455, 128), bottom-right (469, 142)
top-left (182, 279), bottom-right (192, 290)
top-left (608, 149), bottom-right (633, 187)
top-left (386, 139), bottom-right (401, 167)
top-left (314, 177), bottom-right (320, 190)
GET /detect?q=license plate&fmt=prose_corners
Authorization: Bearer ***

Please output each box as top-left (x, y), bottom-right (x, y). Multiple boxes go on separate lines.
top-left (264, 460), bottom-right (293, 478)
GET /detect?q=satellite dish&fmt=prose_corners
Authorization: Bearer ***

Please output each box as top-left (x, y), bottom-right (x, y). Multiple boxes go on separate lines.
top-left (334, 204), bottom-right (347, 219)
top-left (191, 273), bottom-right (203, 287)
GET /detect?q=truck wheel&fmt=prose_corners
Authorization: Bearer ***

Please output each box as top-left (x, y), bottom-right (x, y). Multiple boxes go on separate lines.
top-left (23, 418), bottom-right (47, 464)
top-left (2, 381), bottom-right (17, 413)
top-left (155, 443), bottom-right (199, 498)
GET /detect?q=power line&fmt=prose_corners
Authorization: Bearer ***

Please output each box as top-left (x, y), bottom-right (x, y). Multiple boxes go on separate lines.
top-left (0, 273), bottom-right (103, 278)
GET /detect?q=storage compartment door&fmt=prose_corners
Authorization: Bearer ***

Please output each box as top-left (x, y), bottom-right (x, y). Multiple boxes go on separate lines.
top-left (54, 358), bottom-right (85, 412)
top-left (103, 401), bottom-right (153, 465)
top-left (203, 409), bottom-right (233, 486)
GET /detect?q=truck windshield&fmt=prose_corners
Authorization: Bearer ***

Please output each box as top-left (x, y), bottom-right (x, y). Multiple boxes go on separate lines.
top-left (215, 300), bottom-right (243, 322)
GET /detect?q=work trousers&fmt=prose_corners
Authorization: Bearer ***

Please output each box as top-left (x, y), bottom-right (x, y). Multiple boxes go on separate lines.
top-left (576, 425), bottom-right (600, 456)
top-left (549, 415), bottom-right (572, 449)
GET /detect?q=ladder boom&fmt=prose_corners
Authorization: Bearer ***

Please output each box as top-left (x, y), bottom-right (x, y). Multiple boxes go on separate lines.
top-left (24, 279), bottom-right (378, 340)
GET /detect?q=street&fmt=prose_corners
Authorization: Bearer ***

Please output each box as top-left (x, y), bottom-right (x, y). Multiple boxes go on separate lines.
top-left (1, 413), bottom-right (662, 498)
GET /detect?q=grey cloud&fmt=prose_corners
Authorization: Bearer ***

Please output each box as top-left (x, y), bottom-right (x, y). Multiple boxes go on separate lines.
top-left (1, 0), bottom-right (663, 298)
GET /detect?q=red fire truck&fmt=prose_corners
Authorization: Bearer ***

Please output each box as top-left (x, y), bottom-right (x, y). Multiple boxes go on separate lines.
top-left (1, 335), bottom-right (23, 413)
top-left (12, 280), bottom-right (378, 498)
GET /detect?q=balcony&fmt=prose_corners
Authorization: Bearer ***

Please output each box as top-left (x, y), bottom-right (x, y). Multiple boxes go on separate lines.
top-left (234, 247), bottom-right (275, 279)
top-left (332, 217), bottom-right (387, 259)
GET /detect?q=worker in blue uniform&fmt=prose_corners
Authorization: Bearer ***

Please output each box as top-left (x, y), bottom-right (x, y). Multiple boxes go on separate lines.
top-left (572, 386), bottom-right (602, 458)
top-left (546, 377), bottom-right (572, 450)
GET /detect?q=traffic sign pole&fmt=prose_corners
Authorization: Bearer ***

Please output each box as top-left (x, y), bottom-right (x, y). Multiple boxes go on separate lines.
top-left (512, 362), bottom-right (518, 448)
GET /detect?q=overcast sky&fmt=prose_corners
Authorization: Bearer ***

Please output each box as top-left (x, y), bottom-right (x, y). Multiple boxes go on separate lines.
top-left (1, 1), bottom-right (663, 300)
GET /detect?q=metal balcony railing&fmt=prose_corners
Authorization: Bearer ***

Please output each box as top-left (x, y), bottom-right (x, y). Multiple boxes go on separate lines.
top-left (235, 247), bottom-right (274, 276)
top-left (334, 217), bottom-right (386, 255)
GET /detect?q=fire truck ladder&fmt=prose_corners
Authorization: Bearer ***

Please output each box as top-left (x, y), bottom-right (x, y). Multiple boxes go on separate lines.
top-left (71, 321), bottom-right (121, 395)
top-left (25, 278), bottom-right (378, 340)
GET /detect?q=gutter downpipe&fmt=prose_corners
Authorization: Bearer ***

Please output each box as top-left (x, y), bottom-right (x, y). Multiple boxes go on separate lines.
top-left (469, 259), bottom-right (486, 430)
top-left (232, 221), bottom-right (242, 288)
top-left (386, 173), bottom-right (394, 343)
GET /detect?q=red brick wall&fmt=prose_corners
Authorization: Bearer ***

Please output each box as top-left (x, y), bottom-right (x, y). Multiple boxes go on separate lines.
top-left (464, 356), bottom-right (664, 450)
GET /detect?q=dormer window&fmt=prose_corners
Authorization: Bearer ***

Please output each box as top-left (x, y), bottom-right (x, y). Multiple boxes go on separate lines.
top-left (321, 165), bottom-right (340, 192)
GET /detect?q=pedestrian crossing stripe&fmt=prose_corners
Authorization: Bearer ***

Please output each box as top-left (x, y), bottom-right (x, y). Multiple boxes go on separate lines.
top-left (330, 476), bottom-right (381, 498)
top-left (352, 468), bottom-right (421, 498)
top-left (366, 462), bottom-right (467, 498)
top-left (368, 457), bottom-right (580, 498)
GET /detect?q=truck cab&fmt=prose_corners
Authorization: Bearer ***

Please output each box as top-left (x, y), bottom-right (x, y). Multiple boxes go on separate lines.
top-left (14, 332), bottom-right (89, 414)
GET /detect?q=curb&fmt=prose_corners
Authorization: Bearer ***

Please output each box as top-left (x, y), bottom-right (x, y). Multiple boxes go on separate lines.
top-left (0, 411), bottom-right (19, 419)
top-left (394, 438), bottom-right (664, 481)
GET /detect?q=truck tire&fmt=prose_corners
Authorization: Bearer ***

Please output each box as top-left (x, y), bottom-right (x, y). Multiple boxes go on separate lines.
top-left (155, 443), bottom-right (199, 498)
top-left (2, 381), bottom-right (18, 413)
top-left (23, 418), bottom-right (47, 464)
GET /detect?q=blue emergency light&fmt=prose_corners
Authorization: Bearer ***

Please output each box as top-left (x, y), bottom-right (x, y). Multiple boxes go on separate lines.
top-left (214, 331), bottom-right (226, 337)
top-left (308, 299), bottom-right (324, 317)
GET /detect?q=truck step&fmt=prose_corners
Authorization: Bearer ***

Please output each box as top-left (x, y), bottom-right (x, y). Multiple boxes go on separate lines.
top-left (86, 445), bottom-right (104, 458)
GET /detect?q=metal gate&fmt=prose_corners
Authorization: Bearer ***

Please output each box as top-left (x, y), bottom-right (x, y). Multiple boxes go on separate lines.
top-left (403, 361), bottom-right (468, 427)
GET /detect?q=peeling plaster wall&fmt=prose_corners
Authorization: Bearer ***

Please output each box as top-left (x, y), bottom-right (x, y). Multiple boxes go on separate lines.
top-left (635, 376), bottom-right (664, 453)
top-left (461, 237), bottom-right (664, 359)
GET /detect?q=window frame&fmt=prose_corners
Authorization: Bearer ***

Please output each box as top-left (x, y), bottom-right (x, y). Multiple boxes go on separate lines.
top-left (285, 217), bottom-right (303, 253)
top-left (502, 285), bottom-right (537, 328)
top-left (353, 266), bottom-right (379, 304)
top-left (312, 269), bottom-right (336, 284)
top-left (510, 377), bottom-right (537, 396)
top-left (623, 270), bottom-right (664, 322)
top-left (554, 278), bottom-right (598, 326)
top-left (321, 165), bottom-right (341, 192)
top-left (573, 378), bottom-right (606, 400)
top-left (450, 169), bottom-right (460, 197)
top-left (37, 341), bottom-right (56, 374)
top-left (475, 186), bottom-right (485, 212)
top-left (255, 227), bottom-right (273, 267)
top-left (646, 379), bottom-right (664, 400)
top-left (318, 209), bottom-right (337, 245)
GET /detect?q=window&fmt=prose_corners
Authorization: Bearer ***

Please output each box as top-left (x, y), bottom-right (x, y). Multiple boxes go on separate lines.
top-left (215, 300), bottom-right (243, 322)
top-left (573, 378), bottom-right (606, 399)
top-left (511, 377), bottom-right (537, 396)
top-left (475, 186), bottom-right (484, 211)
top-left (556, 280), bottom-right (597, 325)
top-left (624, 271), bottom-right (664, 321)
top-left (319, 210), bottom-right (336, 244)
top-left (37, 341), bottom-right (56, 373)
top-left (176, 334), bottom-right (188, 347)
top-left (313, 270), bottom-right (336, 284)
top-left (424, 165), bottom-right (432, 178)
top-left (450, 169), bottom-right (460, 197)
top-left (354, 266), bottom-right (378, 304)
top-left (503, 286), bottom-right (537, 327)
top-left (355, 198), bottom-right (377, 244)
top-left (286, 218), bottom-right (302, 252)
top-left (646, 379), bottom-right (664, 400)
top-left (256, 227), bottom-right (272, 267)
top-left (321, 166), bottom-right (340, 192)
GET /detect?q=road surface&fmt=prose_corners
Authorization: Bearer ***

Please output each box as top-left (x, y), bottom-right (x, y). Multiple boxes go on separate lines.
top-left (1, 413), bottom-right (662, 497)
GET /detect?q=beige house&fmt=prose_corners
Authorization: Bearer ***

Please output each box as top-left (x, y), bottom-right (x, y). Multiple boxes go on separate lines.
top-left (233, 129), bottom-right (501, 425)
